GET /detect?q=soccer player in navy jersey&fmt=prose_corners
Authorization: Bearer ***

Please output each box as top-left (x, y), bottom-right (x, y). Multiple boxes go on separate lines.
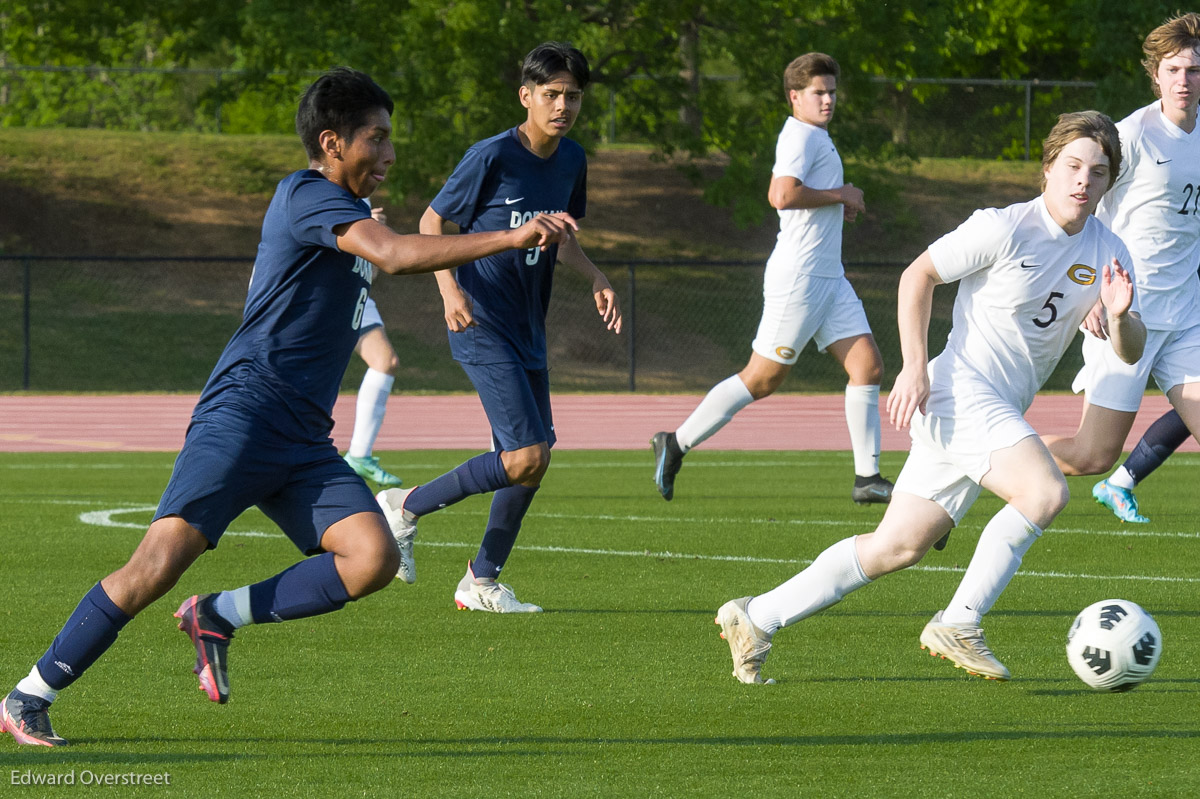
top-left (376, 42), bottom-right (622, 612)
top-left (1, 67), bottom-right (578, 747)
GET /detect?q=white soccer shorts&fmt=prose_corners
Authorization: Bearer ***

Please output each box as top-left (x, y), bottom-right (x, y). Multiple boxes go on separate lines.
top-left (1072, 324), bottom-right (1200, 412)
top-left (750, 272), bottom-right (871, 365)
top-left (894, 382), bottom-right (1038, 524)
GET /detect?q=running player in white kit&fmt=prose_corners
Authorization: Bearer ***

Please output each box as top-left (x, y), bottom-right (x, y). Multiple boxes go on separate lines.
top-left (1043, 14), bottom-right (1200, 520)
top-left (714, 111), bottom-right (1145, 685)
top-left (651, 52), bottom-right (892, 507)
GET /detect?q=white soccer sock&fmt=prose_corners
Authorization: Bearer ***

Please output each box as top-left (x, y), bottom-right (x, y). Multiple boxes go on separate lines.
top-left (16, 665), bottom-right (58, 703)
top-left (675, 375), bottom-right (754, 451)
top-left (941, 505), bottom-right (1042, 627)
top-left (746, 536), bottom-right (872, 636)
top-left (845, 384), bottom-right (882, 476)
top-left (212, 586), bottom-right (253, 630)
top-left (348, 368), bottom-right (394, 458)
top-left (1108, 465), bottom-right (1137, 490)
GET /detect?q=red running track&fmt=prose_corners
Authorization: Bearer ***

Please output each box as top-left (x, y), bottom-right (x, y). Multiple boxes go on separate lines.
top-left (1, 393), bottom-right (1194, 454)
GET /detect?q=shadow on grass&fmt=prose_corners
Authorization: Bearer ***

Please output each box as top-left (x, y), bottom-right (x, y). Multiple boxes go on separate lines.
top-left (5, 726), bottom-right (1198, 757)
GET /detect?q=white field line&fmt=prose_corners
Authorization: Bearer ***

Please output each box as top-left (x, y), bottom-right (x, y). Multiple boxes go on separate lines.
top-left (58, 504), bottom-right (1200, 585)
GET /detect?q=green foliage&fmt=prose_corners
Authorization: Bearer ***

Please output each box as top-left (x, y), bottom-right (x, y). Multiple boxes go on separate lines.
top-left (0, 2), bottom-right (1169, 221)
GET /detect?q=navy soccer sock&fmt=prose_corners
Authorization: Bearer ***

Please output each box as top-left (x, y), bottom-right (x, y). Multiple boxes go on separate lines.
top-left (36, 582), bottom-right (132, 691)
top-left (1125, 409), bottom-right (1191, 483)
top-left (406, 451), bottom-right (510, 517)
top-left (472, 484), bottom-right (539, 580)
top-left (248, 552), bottom-right (351, 624)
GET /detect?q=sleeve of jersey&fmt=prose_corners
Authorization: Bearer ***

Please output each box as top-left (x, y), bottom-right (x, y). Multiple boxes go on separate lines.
top-left (431, 148), bottom-right (489, 229)
top-left (926, 208), bottom-right (1011, 284)
top-left (1096, 121), bottom-right (1140, 225)
top-left (288, 174), bottom-right (370, 250)
top-left (772, 125), bottom-right (808, 181)
top-left (569, 157), bottom-right (587, 220)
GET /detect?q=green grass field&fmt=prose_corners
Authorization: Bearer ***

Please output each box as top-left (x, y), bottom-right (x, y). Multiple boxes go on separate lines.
top-left (2, 449), bottom-right (1197, 797)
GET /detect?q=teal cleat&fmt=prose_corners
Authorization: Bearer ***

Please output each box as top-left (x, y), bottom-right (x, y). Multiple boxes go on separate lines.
top-left (1092, 479), bottom-right (1149, 524)
top-left (344, 454), bottom-right (403, 488)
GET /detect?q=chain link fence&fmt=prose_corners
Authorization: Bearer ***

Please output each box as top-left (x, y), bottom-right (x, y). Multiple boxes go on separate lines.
top-left (1, 65), bottom-right (1109, 159)
top-left (1, 256), bottom-right (1089, 395)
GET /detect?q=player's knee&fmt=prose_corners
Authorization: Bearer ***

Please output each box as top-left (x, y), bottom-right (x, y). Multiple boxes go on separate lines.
top-left (384, 353), bottom-right (400, 375)
top-left (1072, 445), bottom-right (1121, 476)
top-left (503, 445), bottom-right (550, 484)
top-left (1016, 478), bottom-right (1070, 528)
top-left (742, 372), bottom-right (782, 399)
top-left (351, 537), bottom-right (400, 597)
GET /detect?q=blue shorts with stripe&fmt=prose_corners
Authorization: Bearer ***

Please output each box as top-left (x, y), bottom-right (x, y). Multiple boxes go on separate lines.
top-left (154, 409), bottom-right (379, 554)
top-left (459, 361), bottom-right (555, 451)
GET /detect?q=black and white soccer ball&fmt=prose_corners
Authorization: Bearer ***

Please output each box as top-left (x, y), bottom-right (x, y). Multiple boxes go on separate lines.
top-left (1066, 599), bottom-right (1162, 692)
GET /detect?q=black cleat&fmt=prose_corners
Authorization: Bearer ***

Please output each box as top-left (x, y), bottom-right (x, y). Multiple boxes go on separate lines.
top-left (175, 594), bottom-right (234, 704)
top-left (932, 531), bottom-right (951, 551)
top-left (650, 431), bottom-right (684, 501)
top-left (852, 473), bottom-right (893, 505)
top-left (2, 689), bottom-right (68, 747)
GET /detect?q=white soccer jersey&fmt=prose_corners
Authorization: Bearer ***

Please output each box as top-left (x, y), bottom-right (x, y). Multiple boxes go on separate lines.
top-left (927, 196), bottom-right (1134, 411)
top-left (1096, 102), bottom-right (1200, 330)
top-left (767, 116), bottom-right (844, 278)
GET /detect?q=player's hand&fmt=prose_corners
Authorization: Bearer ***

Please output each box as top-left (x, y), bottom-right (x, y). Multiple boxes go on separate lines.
top-left (1079, 299), bottom-right (1106, 339)
top-left (592, 278), bottom-right (622, 334)
top-left (840, 183), bottom-right (866, 217)
top-left (511, 212), bottom-right (579, 252)
top-left (1100, 258), bottom-right (1134, 319)
top-left (441, 283), bottom-right (476, 333)
top-left (886, 363), bottom-right (929, 430)
top-left (371, 206), bottom-right (388, 227)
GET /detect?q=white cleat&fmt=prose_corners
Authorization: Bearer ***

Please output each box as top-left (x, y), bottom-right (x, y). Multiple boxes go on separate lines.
top-left (715, 596), bottom-right (775, 684)
top-left (919, 611), bottom-right (1011, 681)
top-left (454, 562), bottom-right (542, 613)
top-left (376, 487), bottom-right (418, 584)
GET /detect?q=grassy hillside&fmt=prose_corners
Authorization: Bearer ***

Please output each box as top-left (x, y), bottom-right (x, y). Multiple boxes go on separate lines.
top-left (0, 129), bottom-right (1047, 393)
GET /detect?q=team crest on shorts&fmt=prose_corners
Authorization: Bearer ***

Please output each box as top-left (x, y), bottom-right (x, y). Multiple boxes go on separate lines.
top-left (776, 346), bottom-right (797, 360)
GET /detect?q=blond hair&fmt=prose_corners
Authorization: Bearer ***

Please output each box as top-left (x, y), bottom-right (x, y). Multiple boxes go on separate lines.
top-left (1141, 12), bottom-right (1200, 97)
top-left (1040, 111), bottom-right (1122, 191)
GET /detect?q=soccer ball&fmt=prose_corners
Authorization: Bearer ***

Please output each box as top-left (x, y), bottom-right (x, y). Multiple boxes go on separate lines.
top-left (1066, 599), bottom-right (1162, 692)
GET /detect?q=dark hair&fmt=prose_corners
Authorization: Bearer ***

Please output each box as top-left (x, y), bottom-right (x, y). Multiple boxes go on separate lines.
top-left (521, 42), bottom-right (590, 89)
top-left (1040, 110), bottom-right (1122, 191)
top-left (295, 67), bottom-right (394, 161)
top-left (1141, 12), bottom-right (1200, 98)
top-left (783, 52), bottom-right (840, 97)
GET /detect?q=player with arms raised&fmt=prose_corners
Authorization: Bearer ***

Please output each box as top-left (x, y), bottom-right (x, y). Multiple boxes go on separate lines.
top-left (715, 111), bottom-right (1145, 685)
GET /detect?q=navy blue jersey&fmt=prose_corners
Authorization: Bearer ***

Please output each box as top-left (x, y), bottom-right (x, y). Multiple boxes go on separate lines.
top-left (194, 170), bottom-right (372, 441)
top-left (431, 127), bottom-right (587, 367)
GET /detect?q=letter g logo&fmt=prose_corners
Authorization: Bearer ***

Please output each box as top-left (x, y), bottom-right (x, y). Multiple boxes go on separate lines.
top-left (1068, 264), bottom-right (1096, 285)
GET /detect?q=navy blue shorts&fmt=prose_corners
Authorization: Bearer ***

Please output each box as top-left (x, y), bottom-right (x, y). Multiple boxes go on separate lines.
top-left (155, 411), bottom-right (379, 554)
top-left (459, 361), bottom-right (555, 452)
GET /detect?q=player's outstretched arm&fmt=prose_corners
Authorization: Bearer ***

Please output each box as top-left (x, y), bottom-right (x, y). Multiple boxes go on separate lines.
top-left (1100, 258), bottom-right (1145, 365)
top-left (335, 212), bottom-right (579, 276)
top-left (887, 250), bottom-right (942, 430)
top-left (558, 232), bottom-right (622, 334)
